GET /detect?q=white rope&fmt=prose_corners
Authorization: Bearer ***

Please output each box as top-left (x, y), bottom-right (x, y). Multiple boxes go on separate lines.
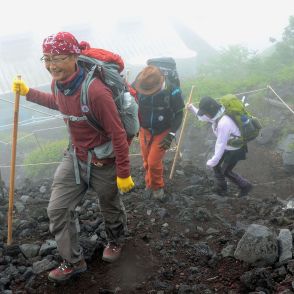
top-left (215, 87), bottom-right (267, 100)
top-left (0, 162), bottom-right (61, 168)
top-left (0, 153), bottom-right (142, 168)
top-left (213, 86), bottom-right (293, 115)
top-left (17, 133), bottom-right (34, 142)
top-left (0, 97), bottom-right (63, 120)
top-left (130, 153), bottom-right (141, 157)
top-left (0, 150), bottom-right (180, 169)
top-left (33, 126), bottom-right (66, 133)
top-left (0, 118), bottom-right (52, 130)
top-left (267, 85), bottom-right (294, 115)
top-left (17, 126), bottom-right (66, 143)
top-left (234, 87), bottom-right (268, 96)
top-left (0, 117), bottom-right (63, 129)
top-left (0, 140), bottom-right (9, 145)
top-left (0, 126), bottom-right (66, 145)
top-left (0, 83), bottom-right (50, 96)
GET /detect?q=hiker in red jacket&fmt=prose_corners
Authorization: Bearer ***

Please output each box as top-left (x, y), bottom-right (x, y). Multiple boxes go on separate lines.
top-left (12, 32), bottom-right (134, 283)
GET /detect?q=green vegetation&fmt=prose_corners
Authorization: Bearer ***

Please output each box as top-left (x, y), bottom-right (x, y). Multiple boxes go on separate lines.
top-left (0, 131), bottom-right (33, 145)
top-left (23, 139), bottom-right (67, 178)
top-left (181, 15), bottom-right (294, 106)
top-left (179, 16), bottom-right (294, 148)
top-left (280, 124), bottom-right (294, 138)
top-left (288, 142), bottom-right (294, 151)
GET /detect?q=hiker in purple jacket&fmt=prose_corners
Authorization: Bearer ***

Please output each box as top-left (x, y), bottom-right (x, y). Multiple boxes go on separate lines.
top-left (188, 96), bottom-right (253, 197)
top-left (12, 32), bottom-right (134, 282)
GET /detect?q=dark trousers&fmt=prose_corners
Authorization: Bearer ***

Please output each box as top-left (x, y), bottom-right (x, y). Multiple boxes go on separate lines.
top-left (213, 146), bottom-right (250, 192)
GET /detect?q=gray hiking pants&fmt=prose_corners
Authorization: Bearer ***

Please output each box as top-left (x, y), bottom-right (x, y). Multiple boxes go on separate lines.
top-left (47, 152), bottom-right (127, 264)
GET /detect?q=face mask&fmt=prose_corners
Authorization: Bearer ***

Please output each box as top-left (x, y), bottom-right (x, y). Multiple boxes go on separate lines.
top-left (198, 114), bottom-right (214, 123)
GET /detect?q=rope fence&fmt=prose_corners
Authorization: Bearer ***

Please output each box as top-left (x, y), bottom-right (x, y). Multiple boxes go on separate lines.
top-left (1, 83), bottom-right (292, 245)
top-left (0, 97), bottom-right (63, 121)
top-left (0, 126), bottom-right (66, 145)
top-left (213, 85), bottom-right (294, 115)
top-left (0, 84), bottom-right (292, 171)
top-left (234, 87), bottom-right (268, 96)
top-left (267, 85), bottom-right (294, 114)
top-left (0, 152), bottom-right (142, 169)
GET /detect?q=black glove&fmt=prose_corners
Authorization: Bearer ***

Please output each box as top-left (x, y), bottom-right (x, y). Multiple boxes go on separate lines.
top-left (159, 133), bottom-right (175, 150)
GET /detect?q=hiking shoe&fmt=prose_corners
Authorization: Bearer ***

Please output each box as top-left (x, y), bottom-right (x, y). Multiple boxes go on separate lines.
top-left (143, 187), bottom-right (152, 199)
top-left (212, 186), bottom-right (227, 196)
top-left (48, 259), bottom-right (87, 282)
top-left (152, 188), bottom-right (166, 201)
top-left (102, 243), bottom-right (122, 262)
top-left (239, 183), bottom-right (253, 197)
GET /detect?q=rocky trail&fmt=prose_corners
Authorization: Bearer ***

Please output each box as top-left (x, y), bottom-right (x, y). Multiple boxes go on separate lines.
top-left (1, 126), bottom-right (294, 293)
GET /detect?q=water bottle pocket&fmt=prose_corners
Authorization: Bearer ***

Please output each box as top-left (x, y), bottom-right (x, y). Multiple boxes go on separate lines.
top-left (251, 117), bottom-right (262, 130)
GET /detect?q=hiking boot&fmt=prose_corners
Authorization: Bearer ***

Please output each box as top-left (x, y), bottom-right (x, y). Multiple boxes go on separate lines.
top-left (102, 243), bottom-right (122, 262)
top-left (143, 187), bottom-right (152, 199)
top-left (48, 259), bottom-right (87, 282)
top-left (226, 171), bottom-right (252, 197)
top-left (239, 183), bottom-right (253, 197)
top-left (211, 185), bottom-right (227, 196)
top-left (152, 188), bottom-right (166, 201)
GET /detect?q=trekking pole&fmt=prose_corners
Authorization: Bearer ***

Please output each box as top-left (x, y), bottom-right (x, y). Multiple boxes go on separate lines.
top-left (7, 75), bottom-right (21, 245)
top-left (169, 85), bottom-right (195, 180)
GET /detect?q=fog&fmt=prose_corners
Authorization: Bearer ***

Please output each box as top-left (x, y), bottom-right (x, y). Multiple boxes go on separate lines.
top-left (0, 0), bottom-right (292, 96)
top-left (1, 0), bottom-right (293, 51)
top-left (0, 0), bottom-right (293, 127)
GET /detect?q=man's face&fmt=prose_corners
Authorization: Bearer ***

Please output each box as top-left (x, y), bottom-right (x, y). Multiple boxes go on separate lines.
top-left (41, 54), bottom-right (77, 81)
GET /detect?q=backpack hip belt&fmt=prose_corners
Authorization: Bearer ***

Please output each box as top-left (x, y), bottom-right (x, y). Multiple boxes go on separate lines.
top-left (62, 114), bottom-right (114, 185)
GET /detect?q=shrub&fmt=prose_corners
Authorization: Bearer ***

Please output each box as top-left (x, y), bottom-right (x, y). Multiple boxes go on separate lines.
top-left (23, 139), bottom-right (67, 178)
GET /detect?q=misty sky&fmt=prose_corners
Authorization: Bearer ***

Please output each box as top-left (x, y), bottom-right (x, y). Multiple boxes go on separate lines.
top-left (1, 0), bottom-right (293, 51)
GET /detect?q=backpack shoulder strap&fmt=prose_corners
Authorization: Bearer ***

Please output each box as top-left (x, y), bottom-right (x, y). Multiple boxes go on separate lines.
top-left (80, 69), bottom-right (104, 132)
top-left (171, 87), bottom-right (181, 96)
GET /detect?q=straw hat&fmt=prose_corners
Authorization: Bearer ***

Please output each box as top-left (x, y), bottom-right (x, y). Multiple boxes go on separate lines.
top-left (134, 65), bottom-right (164, 95)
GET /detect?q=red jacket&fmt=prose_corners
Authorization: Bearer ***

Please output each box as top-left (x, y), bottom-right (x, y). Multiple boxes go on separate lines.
top-left (26, 70), bottom-right (130, 178)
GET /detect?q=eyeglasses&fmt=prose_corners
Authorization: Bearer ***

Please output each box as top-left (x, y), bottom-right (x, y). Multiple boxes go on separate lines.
top-left (40, 55), bottom-right (71, 65)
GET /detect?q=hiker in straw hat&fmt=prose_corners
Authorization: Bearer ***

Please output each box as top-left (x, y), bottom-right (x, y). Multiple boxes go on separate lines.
top-left (133, 65), bottom-right (184, 201)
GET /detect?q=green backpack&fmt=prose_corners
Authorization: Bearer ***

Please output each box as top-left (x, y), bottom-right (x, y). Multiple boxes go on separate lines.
top-left (219, 94), bottom-right (262, 147)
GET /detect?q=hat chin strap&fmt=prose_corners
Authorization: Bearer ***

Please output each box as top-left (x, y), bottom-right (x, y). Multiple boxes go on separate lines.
top-left (160, 80), bottom-right (166, 90)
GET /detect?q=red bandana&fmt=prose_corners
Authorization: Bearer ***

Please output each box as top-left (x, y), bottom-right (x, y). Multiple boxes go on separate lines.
top-left (42, 32), bottom-right (81, 55)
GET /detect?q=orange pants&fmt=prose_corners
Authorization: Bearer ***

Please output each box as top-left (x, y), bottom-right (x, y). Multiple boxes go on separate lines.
top-left (139, 128), bottom-right (169, 191)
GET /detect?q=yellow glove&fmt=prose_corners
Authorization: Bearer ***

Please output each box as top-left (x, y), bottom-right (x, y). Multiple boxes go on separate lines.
top-left (12, 78), bottom-right (29, 96)
top-left (117, 176), bottom-right (135, 193)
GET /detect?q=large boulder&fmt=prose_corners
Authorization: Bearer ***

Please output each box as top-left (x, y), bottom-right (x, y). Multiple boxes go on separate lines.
top-left (234, 224), bottom-right (278, 265)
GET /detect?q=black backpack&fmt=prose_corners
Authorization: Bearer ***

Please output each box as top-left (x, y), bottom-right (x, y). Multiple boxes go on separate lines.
top-left (147, 57), bottom-right (180, 88)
